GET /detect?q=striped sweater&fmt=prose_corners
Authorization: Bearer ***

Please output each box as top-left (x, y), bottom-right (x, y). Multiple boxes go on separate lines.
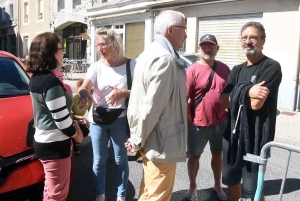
top-left (29, 72), bottom-right (76, 160)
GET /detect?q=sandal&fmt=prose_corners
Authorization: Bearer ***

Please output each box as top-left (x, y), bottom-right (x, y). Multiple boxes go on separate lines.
top-left (186, 192), bottom-right (198, 201)
top-left (214, 190), bottom-right (227, 201)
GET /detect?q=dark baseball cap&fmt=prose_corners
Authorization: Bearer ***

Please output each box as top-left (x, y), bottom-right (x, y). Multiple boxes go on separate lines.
top-left (199, 34), bottom-right (218, 45)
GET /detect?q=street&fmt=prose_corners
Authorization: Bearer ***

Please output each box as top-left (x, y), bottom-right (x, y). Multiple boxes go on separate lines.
top-left (65, 74), bottom-right (300, 201)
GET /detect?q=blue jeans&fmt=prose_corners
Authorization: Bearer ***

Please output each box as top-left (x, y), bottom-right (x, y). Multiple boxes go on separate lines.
top-left (90, 116), bottom-right (129, 197)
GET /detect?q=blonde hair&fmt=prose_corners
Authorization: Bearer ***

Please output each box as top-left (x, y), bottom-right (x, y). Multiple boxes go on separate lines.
top-left (95, 27), bottom-right (124, 61)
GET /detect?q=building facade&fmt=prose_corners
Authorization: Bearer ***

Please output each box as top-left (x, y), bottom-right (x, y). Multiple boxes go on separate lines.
top-left (0, 0), bottom-right (18, 56)
top-left (86, 0), bottom-right (300, 111)
top-left (18, 0), bottom-right (51, 58)
top-left (50, 0), bottom-right (91, 61)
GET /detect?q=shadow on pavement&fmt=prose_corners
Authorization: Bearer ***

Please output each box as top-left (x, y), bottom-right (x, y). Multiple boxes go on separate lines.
top-left (67, 136), bottom-right (137, 201)
top-left (264, 178), bottom-right (300, 196)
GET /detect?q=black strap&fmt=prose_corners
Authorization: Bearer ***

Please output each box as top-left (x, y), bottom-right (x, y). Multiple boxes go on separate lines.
top-left (194, 61), bottom-right (217, 110)
top-left (125, 59), bottom-right (131, 107)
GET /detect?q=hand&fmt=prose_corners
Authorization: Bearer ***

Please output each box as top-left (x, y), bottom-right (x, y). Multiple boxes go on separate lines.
top-left (108, 86), bottom-right (127, 106)
top-left (248, 81), bottom-right (270, 100)
top-left (83, 118), bottom-right (90, 128)
top-left (73, 121), bottom-right (83, 143)
top-left (78, 89), bottom-right (93, 107)
top-left (124, 138), bottom-right (137, 153)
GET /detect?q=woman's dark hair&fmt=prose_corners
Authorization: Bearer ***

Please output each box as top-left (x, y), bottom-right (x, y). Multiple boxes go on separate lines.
top-left (26, 32), bottom-right (61, 75)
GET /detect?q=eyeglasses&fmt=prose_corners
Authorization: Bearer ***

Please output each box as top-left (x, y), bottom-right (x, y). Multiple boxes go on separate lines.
top-left (96, 42), bottom-right (110, 48)
top-left (172, 25), bottom-right (187, 32)
top-left (240, 36), bottom-right (259, 43)
top-left (57, 47), bottom-right (65, 52)
top-left (200, 44), bottom-right (216, 49)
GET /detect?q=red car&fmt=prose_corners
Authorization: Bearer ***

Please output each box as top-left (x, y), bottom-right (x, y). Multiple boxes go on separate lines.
top-left (0, 51), bottom-right (44, 200)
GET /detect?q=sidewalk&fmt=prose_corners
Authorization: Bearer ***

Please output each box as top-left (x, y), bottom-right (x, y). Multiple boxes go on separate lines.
top-left (65, 73), bottom-right (300, 147)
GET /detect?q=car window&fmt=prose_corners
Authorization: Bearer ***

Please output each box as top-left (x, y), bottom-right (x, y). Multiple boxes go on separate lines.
top-left (0, 57), bottom-right (30, 97)
top-left (178, 57), bottom-right (189, 69)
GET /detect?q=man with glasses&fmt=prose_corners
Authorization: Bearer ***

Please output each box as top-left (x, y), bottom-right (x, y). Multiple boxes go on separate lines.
top-left (221, 21), bottom-right (282, 201)
top-left (125, 10), bottom-right (187, 201)
top-left (186, 34), bottom-right (230, 201)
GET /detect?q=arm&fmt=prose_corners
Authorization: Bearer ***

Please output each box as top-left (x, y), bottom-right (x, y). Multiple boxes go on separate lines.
top-left (44, 80), bottom-right (83, 142)
top-left (78, 78), bottom-right (94, 105)
top-left (248, 61), bottom-right (282, 110)
top-left (247, 81), bottom-right (269, 110)
top-left (221, 93), bottom-right (230, 109)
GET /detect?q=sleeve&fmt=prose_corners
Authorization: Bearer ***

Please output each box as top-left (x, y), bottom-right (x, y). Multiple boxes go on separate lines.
top-left (222, 65), bottom-right (238, 95)
top-left (130, 55), bottom-right (175, 148)
top-left (256, 60), bottom-right (282, 94)
top-left (44, 78), bottom-right (76, 137)
top-left (186, 65), bottom-right (195, 99)
top-left (85, 62), bottom-right (98, 84)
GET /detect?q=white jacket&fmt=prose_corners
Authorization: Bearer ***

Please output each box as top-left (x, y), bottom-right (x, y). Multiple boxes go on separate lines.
top-left (127, 35), bottom-right (187, 163)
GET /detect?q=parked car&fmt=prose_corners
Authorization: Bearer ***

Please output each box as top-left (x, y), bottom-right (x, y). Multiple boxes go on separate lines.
top-left (178, 52), bottom-right (200, 69)
top-left (0, 51), bottom-right (44, 201)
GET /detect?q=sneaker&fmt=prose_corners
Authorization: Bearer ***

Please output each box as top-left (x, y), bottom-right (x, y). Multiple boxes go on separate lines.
top-left (117, 196), bottom-right (125, 201)
top-left (95, 194), bottom-right (105, 201)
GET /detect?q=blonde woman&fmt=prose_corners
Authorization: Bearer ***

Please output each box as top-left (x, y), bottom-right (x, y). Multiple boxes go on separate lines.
top-left (78, 27), bottom-right (136, 201)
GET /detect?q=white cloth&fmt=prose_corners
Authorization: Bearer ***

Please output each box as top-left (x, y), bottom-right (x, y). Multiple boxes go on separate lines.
top-left (85, 59), bottom-right (136, 122)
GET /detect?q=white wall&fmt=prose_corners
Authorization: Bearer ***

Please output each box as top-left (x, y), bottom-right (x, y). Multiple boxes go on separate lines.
top-left (263, 11), bottom-right (300, 110)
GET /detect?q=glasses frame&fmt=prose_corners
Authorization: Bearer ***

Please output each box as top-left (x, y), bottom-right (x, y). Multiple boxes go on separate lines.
top-left (57, 47), bottom-right (65, 52)
top-left (240, 35), bottom-right (260, 43)
top-left (199, 43), bottom-right (217, 49)
top-left (96, 42), bottom-right (111, 49)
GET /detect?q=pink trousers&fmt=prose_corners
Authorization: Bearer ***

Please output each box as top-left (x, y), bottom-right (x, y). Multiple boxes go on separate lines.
top-left (40, 157), bottom-right (71, 201)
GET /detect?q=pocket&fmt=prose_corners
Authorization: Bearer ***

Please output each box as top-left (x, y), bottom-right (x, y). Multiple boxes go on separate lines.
top-left (160, 122), bottom-right (185, 139)
top-left (160, 122), bottom-right (185, 157)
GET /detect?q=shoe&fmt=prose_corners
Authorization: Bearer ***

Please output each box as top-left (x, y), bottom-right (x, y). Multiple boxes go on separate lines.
top-left (94, 194), bottom-right (105, 201)
top-left (186, 191), bottom-right (198, 201)
top-left (214, 189), bottom-right (227, 201)
top-left (116, 196), bottom-right (125, 201)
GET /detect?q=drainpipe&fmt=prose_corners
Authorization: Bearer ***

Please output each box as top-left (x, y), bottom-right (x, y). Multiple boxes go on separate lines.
top-left (294, 8), bottom-right (300, 111)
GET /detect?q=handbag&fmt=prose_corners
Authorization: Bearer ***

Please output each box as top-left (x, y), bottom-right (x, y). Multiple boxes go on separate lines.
top-left (93, 59), bottom-right (132, 125)
top-left (187, 61), bottom-right (217, 125)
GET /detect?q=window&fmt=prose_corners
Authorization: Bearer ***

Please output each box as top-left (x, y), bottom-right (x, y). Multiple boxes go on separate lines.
top-left (9, 4), bottom-right (13, 20)
top-left (2, 7), bottom-right (6, 22)
top-left (58, 0), bottom-right (64, 11)
top-left (23, 36), bottom-right (29, 56)
top-left (37, 0), bottom-right (43, 20)
top-left (73, 0), bottom-right (81, 8)
top-left (24, 3), bottom-right (28, 23)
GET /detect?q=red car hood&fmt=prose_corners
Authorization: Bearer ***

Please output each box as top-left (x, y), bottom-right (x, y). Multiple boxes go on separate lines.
top-left (0, 95), bottom-right (33, 157)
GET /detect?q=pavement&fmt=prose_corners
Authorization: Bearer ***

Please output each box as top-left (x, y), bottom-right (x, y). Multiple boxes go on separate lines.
top-left (65, 72), bottom-right (300, 201)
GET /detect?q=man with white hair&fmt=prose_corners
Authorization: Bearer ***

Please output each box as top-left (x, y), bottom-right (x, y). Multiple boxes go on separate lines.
top-left (125, 10), bottom-right (188, 201)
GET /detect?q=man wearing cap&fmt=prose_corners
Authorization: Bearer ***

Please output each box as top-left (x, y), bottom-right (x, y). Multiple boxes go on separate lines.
top-left (186, 34), bottom-right (230, 201)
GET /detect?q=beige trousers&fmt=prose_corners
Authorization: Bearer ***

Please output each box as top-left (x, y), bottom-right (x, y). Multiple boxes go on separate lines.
top-left (138, 149), bottom-right (177, 201)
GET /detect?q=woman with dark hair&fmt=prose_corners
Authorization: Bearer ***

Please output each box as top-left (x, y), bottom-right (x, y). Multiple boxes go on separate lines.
top-left (27, 32), bottom-right (83, 201)
top-left (78, 27), bottom-right (136, 201)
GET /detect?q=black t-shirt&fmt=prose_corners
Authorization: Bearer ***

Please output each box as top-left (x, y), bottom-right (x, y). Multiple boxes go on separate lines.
top-left (222, 56), bottom-right (282, 141)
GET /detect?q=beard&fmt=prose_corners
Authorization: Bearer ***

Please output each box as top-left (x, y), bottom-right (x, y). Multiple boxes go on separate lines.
top-left (243, 44), bottom-right (262, 56)
top-left (199, 52), bottom-right (215, 61)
